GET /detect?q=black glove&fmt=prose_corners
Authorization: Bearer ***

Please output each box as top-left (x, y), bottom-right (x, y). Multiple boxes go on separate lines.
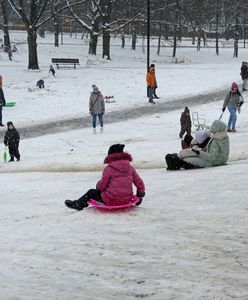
top-left (136, 192), bottom-right (145, 206)
top-left (222, 107), bottom-right (226, 112)
top-left (238, 101), bottom-right (244, 107)
top-left (192, 149), bottom-right (200, 155)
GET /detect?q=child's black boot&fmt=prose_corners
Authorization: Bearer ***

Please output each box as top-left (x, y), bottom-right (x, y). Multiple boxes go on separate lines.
top-left (65, 196), bottom-right (89, 211)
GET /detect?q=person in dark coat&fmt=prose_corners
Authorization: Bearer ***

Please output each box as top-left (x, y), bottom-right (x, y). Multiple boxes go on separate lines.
top-left (240, 61), bottom-right (248, 91)
top-left (0, 87), bottom-right (6, 126)
top-left (4, 121), bottom-right (20, 162)
top-left (179, 107), bottom-right (192, 138)
top-left (36, 79), bottom-right (45, 89)
top-left (49, 65), bottom-right (55, 77)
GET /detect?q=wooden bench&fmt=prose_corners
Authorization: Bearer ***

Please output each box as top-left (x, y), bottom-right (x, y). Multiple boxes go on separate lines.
top-left (51, 58), bottom-right (80, 69)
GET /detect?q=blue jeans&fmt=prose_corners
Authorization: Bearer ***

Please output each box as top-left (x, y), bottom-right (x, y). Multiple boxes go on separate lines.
top-left (92, 113), bottom-right (103, 128)
top-left (148, 87), bottom-right (155, 102)
top-left (228, 107), bottom-right (237, 129)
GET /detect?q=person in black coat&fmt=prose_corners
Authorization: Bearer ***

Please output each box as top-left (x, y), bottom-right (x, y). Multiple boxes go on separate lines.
top-left (179, 107), bottom-right (192, 138)
top-left (0, 87), bottom-right (6, 126)
top-left (4, 121), bottom-right (20, 162)
top-left (240, 61), bottom-right (248, 91)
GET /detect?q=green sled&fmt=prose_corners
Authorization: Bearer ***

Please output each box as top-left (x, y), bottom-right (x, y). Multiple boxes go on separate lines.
top-left (5, 102), bottom-right (16, 107)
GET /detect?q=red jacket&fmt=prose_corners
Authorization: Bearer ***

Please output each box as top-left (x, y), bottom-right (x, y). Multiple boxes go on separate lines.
top-left (96, 152), bottom-right (145, 206)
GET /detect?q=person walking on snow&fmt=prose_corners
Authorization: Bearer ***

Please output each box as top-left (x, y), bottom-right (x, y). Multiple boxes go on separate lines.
top-left (0, 87), bottom-right (6, 126)
top-left (146, 65), bottom-right (157, 104)
top-left (49, 65), bottom-right (55, 77)
top-left (240, 61), bottom-right (248, 91)
top-left (222, 82), bottom-right (244, 132)
top-left (150, 64), bottom-right (159, 99)
top-left (89, 85), bottom-right (105, 134)
top-left (179, 107), bottom-right (192, 138)
top-left (4, 121), bottom-right (20, 162)
top-left (65, 144), bottom-right (145, 210)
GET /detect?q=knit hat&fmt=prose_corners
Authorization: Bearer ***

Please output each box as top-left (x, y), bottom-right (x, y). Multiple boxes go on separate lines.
top-left (92, 85), bottom-right (99, 92)
top-left (231, 82), bottom-right (238, 90)
top-left (184, 107), bottom-right (190, 113)
top-left (108, 144), bottom-right (125, 155)
top-left (195, 130), bottom-right (209, 144)
top-left (7, 121), bottom-right (13, 127)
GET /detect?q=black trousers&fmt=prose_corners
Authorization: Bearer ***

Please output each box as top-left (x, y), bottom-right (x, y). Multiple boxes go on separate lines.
top-left (78, 189), bottom-right (106, 204)
top-left (165, 153), bottom-right (197, 170)
top-left (9, 144), bottom-right (20, 160)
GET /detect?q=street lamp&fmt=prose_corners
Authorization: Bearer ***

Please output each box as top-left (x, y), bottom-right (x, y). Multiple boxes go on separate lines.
top-left (147, 0), bottom-right (150, 70)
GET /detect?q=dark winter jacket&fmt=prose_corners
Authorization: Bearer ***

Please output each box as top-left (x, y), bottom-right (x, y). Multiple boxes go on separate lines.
top-left (0, 88), bottom-right (6, 107)
top-left (180, 109), bottom-right (192, 130)
top-left (4, 128), bottom-right (20, 147)
top-left (241, 64), bottom-right (248, 80)
top-left (96, 152), bottom-right (145, 206)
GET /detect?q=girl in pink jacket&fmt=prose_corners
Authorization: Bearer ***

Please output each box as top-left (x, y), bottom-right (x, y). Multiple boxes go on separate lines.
top-left (65, 144), bottom-right (145, 211)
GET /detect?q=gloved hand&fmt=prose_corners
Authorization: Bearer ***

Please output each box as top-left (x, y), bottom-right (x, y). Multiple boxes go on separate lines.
top-left (238, 101), bottom-right (244, 107)
top-left (192, 149), bottom-right (200, 155)
top-left (222, 107), bottom-right (226, 112)
top-left (136, 192), bottom-right (145, 206)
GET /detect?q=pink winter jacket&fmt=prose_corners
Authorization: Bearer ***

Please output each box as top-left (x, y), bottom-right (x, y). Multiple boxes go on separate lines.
top-left (96, 152), bottom-right (145, 206)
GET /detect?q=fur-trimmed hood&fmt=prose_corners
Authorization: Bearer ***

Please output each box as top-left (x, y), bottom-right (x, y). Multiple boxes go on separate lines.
top-left (104, 152), bottom-right (132, 172)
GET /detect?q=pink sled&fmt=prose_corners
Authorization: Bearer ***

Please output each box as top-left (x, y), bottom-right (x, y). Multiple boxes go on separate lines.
top-left (88, 195), bottom-right (140, 210)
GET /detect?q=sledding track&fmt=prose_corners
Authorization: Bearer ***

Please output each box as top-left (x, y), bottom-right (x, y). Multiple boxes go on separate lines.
top-left (0, 88), bottom-right (227, 141)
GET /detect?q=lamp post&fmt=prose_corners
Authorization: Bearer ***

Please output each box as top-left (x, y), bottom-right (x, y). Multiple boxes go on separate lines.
top-left (147, 0), bottom-right (150, 70)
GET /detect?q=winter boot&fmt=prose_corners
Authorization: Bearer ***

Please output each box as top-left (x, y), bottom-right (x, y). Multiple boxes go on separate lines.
top-left (227, 128), bottom-right (232, 132)
top-left (232, 128), bottom-right (236, 132)
top-left (8, 156), bottom-right (14, 162)
top-left (65, 197), bottom-right (89, 211)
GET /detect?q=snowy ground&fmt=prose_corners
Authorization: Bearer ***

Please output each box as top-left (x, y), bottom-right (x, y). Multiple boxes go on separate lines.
top-left (0, 31), bottom-right (248, 299)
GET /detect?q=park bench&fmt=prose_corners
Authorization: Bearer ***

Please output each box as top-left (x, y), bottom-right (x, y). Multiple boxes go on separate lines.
top-left (51, 58), bottom-right (80, 69)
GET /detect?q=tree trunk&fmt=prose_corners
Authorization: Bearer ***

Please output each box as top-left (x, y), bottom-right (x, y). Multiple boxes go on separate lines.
top-left (157, 34), bottom-right (161, 55)
top-left (121, 32), bottom-right (125, 48)
top-left (89, 32), bottom-right (98, 55)
top-left (27, 29), bottom-right (39, 69)
top-left (54, 16), bottom-right (59, 47)
top-left (215, 0), bottom-right (219, 55)
top-left (131, 31), bottom-right (136, 50)
top-left (1, 0), bottom-right (11, 50)
top-left (102, 30), bottom-right (111, 59)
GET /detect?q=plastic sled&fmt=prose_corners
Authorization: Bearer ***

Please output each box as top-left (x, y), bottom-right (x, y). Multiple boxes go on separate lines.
top-left (88, 195), bottom-right (140, 210)
top-left (5, 102), bottom-right (16, 107)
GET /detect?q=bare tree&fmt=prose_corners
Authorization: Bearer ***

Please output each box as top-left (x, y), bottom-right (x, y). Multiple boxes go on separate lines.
top-left (0, 0), bottom-right (11, 50)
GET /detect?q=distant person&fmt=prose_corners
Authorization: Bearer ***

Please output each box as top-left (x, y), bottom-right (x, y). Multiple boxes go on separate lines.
top-left (240, 61), bottom-right (248, 91)
top-left (4, 121), bottom-right (20, 162)
top-left (36, 79), bottom-right (45, 89)
top-left (12, 45), bottom-right (18, 52)
top-left (49, 65), bottom-right (55, 77)
top-left (65, 144), bottom-right (145, 210)
top-left (146, 65), bottom-right (157, 104)
top-left (0, 87), bottom-right (6, 126)
top-left (222, 82), bottom-right (244, 132)
top-left (150, 64), bottom-right (159, 99)
top-left (179, 107), bottom-right (192, 138)
top-left (89, 85), bottom-right (105, 134)
top-left (8, 48), bottom-right (12, 61)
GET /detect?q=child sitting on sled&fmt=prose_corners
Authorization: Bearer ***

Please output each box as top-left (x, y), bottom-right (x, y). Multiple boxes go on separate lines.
top-left (65, 144), bottom-right (145, 210)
